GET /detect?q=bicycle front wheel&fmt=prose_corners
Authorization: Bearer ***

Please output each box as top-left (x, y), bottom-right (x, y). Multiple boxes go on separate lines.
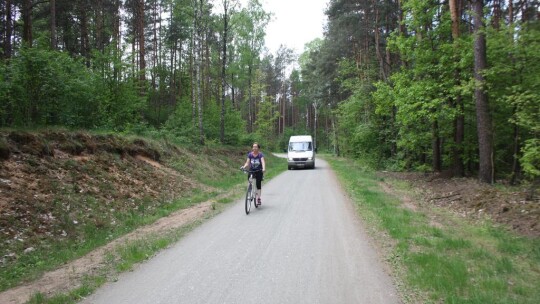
top-left (253, 186), bottom-right (259, 209)
top-left (245, 183), bottom-right (252, 214)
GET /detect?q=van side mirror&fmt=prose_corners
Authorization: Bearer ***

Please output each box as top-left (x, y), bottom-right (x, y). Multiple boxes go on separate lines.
top-left (283, 148), bottom-right (287, 153)
top-left (315, 147), bottom-right (318, 153)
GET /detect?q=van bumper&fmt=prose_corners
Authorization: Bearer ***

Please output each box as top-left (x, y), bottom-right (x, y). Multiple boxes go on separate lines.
top-left (288, 159), bottom-right (315, 169)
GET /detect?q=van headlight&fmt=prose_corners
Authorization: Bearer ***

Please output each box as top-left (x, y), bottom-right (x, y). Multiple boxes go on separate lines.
top-left (288, 157), bottom-right (293, 161)
top-left (308, 157), bottom-right (313, 160)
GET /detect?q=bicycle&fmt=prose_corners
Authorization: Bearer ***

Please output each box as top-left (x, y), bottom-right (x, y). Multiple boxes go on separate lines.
top-left (241, 168), bottom-right (261, 214)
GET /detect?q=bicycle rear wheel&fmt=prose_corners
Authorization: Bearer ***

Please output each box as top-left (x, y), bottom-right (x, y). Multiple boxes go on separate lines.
top-left (253, 186), bottom-right (259, 209)
top-left (245, 183), bottom-right (252, 214)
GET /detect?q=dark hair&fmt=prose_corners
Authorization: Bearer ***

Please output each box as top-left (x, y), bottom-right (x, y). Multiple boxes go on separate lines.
top-left (252, 142), bottom-right (261, 149)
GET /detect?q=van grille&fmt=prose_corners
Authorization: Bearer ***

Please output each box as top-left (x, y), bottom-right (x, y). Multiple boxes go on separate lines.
top-left (293, 158), bottom-right (308, 161)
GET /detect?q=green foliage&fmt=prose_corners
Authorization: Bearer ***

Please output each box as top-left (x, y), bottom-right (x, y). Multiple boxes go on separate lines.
top-left (521, 139), bottom-right (540, 179)
top-left (163, 101), bottom-right (198, 144)
top-left (0, 48), bottom-right (101, 128)
top-left (255, 98), bottom-right (279, 151)
top-left (162, 100), bottom-right (245, 146)
top-left (484, 23), bottom-right (540, 177)
top-left (332, 57), bottom-right (380, 160)
top-left (0, 47), bottom-right (144, 130)
top-left (223, 106), bottom-right (247, 145)
top-left (359, 0), bottom-right (539, 179)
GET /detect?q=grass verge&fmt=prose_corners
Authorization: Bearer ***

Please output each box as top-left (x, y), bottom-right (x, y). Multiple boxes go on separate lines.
top-left (26, 219), bottom-right (206, 304)
top-left (325, 156), bottom-right (540, 304)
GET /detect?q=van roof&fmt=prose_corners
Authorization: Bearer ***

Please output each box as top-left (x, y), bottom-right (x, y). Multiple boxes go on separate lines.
top-left (289, 135), bottom-right (312, 142)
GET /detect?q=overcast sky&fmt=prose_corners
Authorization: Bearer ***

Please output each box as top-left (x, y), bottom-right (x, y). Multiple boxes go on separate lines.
top-left (233, 0), bottom-right (328, 54)
top-left (262, 0), bottom-right (328, 54)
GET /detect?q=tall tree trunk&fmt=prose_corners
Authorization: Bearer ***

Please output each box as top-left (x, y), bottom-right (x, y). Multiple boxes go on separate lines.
top-left (220, 0), bottom-right (229, 144)
top-left (313, 103), bottom-right (318, 151)
top-left (95, 0), bottom-right (103, 53)
top-left (50, 0), bottom-right (56, 50)
top-left (137, 0), bottom-right (146, 94)
top-left (158, 2), bottom-right (163, 69)
top-left (510, 122), bottom-right (520, 184)
top-left (22, 0), bottom-right (32, 47)
top-left (169, 0), bottom-right (176, 104)
top-left (231, 73), bottom-right (236, 108)
top-left (131, 35), bottom-right (136, 77)
top-left (450, 0), bottom-right (464, 177)
top-left (248, 65), bottom-right (253, 133)
top-left (170, 41), bottom-right (175, 104)
top-left (80, 6), bottom-right (90, 67)
top-left (332, 115), bottom-right (339, 156)
top-left (398, 0), bottom-right (406, 36)
top-left (472, 0), bottom-right (493, 183)
top-left (283, 84), bottom-right (287, 133)
top-left (280, 91), bottom-right (284, 134)
top-left (491, 0), bottom-right (502, 29)
top-left (432, 120), bottom-right (442, 172)
top-left (4, 0), bottom-right (13, 58)
top-left (190, 17), bottom-right (196, 126)
top-left (453, 101), bottom-right (465, 175)
top-left (305, 104), bottom-right (309, 133)
top-left (197, 45), bottom-right (204, 144)
top-left (391, 106), bottom-right (397, 157)
top-left (113, 0), bottom-right (121, 49)
top-left (112, 0), bottom-right (121, 81)
top-left (196, 0), bottom-right (204, 145)
top-left (204, 27), bottom-right (211, 109)
top-left (508, 1), bottom-right (521, 185)
top-left (373, 2), bottom-right (387, 80)
top-left (177, 46), bottom-right (182, 101)
top-left (151, 0), bottom-right (158, 89)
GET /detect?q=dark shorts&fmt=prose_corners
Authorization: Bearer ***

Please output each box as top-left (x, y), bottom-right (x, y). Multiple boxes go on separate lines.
top-left (249, 170), bottom-right (263, 189)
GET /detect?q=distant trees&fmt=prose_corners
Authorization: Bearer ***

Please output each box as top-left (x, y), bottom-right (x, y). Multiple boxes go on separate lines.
top-left (0, 0), bottom-right (276, 147)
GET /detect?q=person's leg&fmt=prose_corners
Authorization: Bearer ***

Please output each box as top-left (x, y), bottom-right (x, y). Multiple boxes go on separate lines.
top-left (256, 171), bottom-right (262, 204)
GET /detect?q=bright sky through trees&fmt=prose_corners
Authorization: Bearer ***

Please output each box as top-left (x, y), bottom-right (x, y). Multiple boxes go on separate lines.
top-left (244, 0), bottom-right (328, 54)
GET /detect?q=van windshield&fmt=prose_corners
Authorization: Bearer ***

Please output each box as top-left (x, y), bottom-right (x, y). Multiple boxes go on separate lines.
top-left (289, 142), bottom-right (312, 152)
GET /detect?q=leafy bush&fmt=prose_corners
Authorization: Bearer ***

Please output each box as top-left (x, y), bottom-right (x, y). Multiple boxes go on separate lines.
top-left (521, 139), bottom-right (540, 180)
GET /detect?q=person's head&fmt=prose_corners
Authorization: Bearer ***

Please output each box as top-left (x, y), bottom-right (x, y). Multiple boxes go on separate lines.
top-left (252, 142), bottom-right (261, 151)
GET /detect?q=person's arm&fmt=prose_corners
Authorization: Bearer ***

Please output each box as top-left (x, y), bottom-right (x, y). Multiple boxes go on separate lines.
top-left (242, 158), bottom-right (250, 169)
top-left (261, 157), bottom-right (266, 172)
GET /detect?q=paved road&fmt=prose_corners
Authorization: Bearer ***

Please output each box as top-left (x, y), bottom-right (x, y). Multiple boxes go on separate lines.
top-left (82, 158), bottom-right (401, 304)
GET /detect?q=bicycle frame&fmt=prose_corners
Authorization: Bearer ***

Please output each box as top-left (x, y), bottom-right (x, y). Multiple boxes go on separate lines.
top-left (241, 168), bottom-right (261, 214)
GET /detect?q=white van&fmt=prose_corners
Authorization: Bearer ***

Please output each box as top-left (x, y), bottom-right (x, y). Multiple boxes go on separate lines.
top-left (287, 135), bottom-right (315, 169)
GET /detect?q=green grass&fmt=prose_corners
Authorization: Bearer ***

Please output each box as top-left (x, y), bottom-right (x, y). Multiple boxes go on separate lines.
top-left (27, 276), bottom-right (106, 304)
top-left (325, 156), bottom-right (540, 304)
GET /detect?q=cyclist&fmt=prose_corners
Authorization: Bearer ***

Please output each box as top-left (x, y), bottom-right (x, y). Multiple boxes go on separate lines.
top-left (241, 142), bottom-right (266, 206)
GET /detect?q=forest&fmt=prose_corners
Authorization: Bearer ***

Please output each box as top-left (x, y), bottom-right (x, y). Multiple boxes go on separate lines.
top-left (0, 0), bottom-right (539, 186)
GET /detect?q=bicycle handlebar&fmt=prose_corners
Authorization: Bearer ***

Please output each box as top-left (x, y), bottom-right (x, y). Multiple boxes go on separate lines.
top-left (240, 167), bottom-right (262, 173)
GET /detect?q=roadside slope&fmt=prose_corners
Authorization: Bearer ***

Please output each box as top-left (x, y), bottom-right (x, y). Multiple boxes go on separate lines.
top-left (0, 130), bottom-right (253, 300)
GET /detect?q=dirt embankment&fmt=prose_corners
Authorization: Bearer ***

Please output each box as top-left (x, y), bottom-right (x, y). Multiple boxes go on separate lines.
top-left (0, 130), bottom-right (250, 303)
top-left (0, 132), bottom-right (182, 263)
top-left (379, 171), bottom-right (539, 237)
top-left (0, 131), bottom-right (244, 292)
